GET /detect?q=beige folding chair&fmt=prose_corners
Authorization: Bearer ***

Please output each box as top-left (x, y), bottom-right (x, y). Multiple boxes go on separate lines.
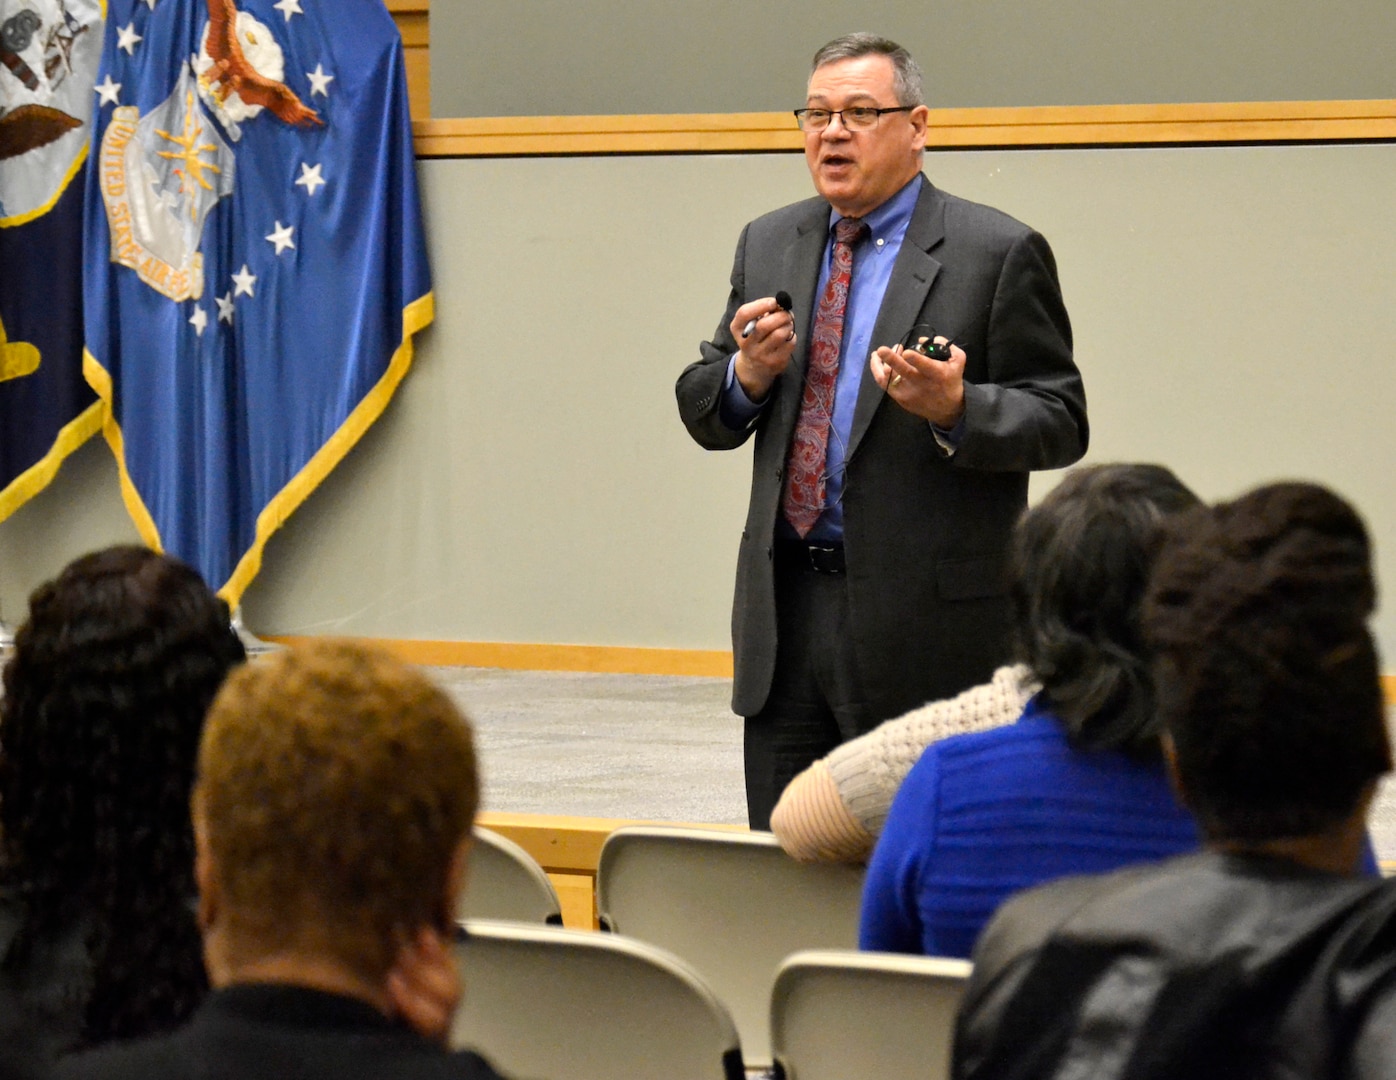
top-left (595, 825), bottom-right (865, 1066)
top-left (452, 919), bottom-right (745, 1080)
top-left (770, 948), bottom-right (972, 1080)
top-left (456, 825), bottom-right (563, 924)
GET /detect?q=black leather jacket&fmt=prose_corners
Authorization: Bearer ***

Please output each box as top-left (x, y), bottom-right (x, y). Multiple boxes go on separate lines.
top-left (954, 852), bottom-right (1396, 1080)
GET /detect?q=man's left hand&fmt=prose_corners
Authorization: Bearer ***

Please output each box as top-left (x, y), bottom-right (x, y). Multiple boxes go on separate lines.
top-left (870, 337), bottom-right (966, 429)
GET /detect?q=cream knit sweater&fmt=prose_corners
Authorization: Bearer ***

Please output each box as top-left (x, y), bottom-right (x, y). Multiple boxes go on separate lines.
top-left (769, 665), bottom-right (1037, 862)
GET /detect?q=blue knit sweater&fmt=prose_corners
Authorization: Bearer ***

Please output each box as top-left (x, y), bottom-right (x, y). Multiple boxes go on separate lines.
top-left (859, 696), bottom-right (1200, 959)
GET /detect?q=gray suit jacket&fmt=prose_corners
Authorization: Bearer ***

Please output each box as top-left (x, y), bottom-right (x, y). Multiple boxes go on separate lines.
top-left (676, 175), bottom-right (1088, 720)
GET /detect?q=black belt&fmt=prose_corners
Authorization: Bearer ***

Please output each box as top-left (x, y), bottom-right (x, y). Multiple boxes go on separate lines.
top-left (776, 539), bottom-right (846, 575)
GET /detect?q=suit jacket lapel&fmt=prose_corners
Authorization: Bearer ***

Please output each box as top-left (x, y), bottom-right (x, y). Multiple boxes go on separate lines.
top-left (770, 203), bottom-right (833, 438)
top-left (847, 176), bottom-right (946, 461)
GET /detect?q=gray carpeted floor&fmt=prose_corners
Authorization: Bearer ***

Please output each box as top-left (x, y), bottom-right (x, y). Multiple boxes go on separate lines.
top-left (422, 664), bottom-right (1396, 863)
top-left (424, 666), bottom-right (748, 825)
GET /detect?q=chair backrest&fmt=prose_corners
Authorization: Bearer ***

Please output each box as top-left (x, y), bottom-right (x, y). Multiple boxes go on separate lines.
top-left (457, 825), bottom-right (563, 924)
top-left (453, 919), bottom-right (745, 1080)
top-left (770, 948), bottom-right (972, 1080)
top-left (595, 825), bottom-right (865, 1065)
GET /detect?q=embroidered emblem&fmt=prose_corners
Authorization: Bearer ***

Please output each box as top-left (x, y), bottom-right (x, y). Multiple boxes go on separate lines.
top-left (98, 63), bottom-right (236, 300)
top-left (0, 0), bottom-right (101, 223)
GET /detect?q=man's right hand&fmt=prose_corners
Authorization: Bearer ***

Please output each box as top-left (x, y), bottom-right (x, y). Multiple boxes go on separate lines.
top-left (731, 297), bottom-right (797, 402)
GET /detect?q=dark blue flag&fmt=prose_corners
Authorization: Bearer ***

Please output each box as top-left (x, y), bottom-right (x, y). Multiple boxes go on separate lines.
top-left (0, 0), bottom-right (104, 520)
top-left (83, 0), bottom-right (432, 603)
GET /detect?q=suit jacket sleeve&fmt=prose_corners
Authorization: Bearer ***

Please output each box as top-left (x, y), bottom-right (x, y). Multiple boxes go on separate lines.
top-left (675, 224), bottom-right (763, 451)
top-left (952, 228), bottom-right (1087, 473)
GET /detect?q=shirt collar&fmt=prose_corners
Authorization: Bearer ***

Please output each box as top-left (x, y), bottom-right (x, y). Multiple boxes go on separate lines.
top-left (829, 173), bottom-right (922, 244)
top-left (203, 983), bottom-right (400, 1032)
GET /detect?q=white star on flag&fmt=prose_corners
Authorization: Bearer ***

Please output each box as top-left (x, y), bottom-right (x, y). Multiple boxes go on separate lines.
top-left (116, 23), bottom-right (142, 54)
top-left (306, 64), bottom-right (334, 98)
top-left (273, 0), bottom-right (303, 21)
top-left (94, 74), bottom-right (122, 106)
top-left (189, 307), bottom-right (208, 336)
top-left (266, 222), bottom-right (296, 255)
top-left (142, 0), bottom-right (158, 9)
top-left (232, 265), bottom-right (257, 297)
top-left (216, 292), bottom-right (236, 324)
top-left (295, 162), bottom-right (326, 196)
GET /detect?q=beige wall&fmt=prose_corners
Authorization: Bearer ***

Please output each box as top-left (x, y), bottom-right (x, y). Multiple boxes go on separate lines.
top-left (433, 0), bottom-right (1396, 116)
top-left (3, 144), bottom-right (1394, 662)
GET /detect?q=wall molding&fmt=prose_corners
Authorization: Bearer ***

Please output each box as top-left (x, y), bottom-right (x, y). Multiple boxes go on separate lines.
top-left (263, 636), bottom-right (734, 678)
top-left (413, 99), bottom-right (1396, 157)
top-left (264, 636), bottom-right (1394, 703)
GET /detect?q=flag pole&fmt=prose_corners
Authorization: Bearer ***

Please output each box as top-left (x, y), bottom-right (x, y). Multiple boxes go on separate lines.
top-left (230, 608), bottom-right (278, 656)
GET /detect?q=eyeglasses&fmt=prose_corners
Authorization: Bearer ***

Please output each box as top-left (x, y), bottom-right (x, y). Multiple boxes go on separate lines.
top-left (793, 106), bottom-right (913, 132)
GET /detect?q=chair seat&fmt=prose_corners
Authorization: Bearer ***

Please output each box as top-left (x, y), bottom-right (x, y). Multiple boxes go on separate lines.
top-left (453, 918), bottom-right (744, 1080)
top-left (457, 825), bottom-right (563, 924)
top-left (595, 825), bottom-right (865, 1065)
top-left (770, 948), bottom-right (971, 1080)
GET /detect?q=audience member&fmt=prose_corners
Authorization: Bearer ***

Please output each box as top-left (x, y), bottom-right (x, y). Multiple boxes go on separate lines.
top-left (858, 464), bottom-right (1203, 958)
top-left (57, 638), bottom-right (506, 1080)
top-left (771, 653), bottom-right (1033, 863)
top-left (953, 481), bottom-right (1396, 1080)
top-left (0, 547), bottom-right (245, 1063)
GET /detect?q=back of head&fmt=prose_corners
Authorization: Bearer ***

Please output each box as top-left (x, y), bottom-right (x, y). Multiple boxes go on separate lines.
top-left (1010, 463), bottom-right (1201, 755)
top-left (1143, 482), bottom-right (1390, 842)
top-left (196, 638), bottom-right (479, 984)
top-left (0, 545), bottom-right (245, 1045)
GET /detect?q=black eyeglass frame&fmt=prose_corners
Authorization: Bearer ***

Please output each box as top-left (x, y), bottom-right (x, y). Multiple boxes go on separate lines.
top-left (792, 106), bottom-right (915, 132)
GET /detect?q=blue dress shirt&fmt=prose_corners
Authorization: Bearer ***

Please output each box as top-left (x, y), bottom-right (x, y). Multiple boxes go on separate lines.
top-left (719, 176), bottom-right (924, 541)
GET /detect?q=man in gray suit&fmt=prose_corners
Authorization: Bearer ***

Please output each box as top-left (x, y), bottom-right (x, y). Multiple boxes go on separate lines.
top-left (676, 33), bottom-right (1088, 828)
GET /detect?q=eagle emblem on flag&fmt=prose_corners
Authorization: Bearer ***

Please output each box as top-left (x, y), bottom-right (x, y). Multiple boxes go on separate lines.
top-left (83, 0), bottom-right (432, 604)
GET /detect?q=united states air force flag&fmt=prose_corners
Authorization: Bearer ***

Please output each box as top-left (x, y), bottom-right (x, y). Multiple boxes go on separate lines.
top-left (0, 0), bottom-right (104, 520)
top-left (83, 0), bottom-right (431, 604)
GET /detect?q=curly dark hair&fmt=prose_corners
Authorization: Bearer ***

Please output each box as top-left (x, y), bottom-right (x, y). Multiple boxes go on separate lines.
top-left (0, 546), bottom-right (245, 1050)
top-left (1010, 463), bottom-right (1201, 756)
top-left (1143, 482), bottom-right (1391, 842)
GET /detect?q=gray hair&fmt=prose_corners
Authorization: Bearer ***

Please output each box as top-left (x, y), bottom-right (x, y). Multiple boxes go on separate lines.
top-left (811, 33), bottom-right (924, 107)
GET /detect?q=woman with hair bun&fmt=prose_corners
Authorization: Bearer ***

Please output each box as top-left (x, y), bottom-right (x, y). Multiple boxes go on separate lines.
top-left (0, 546), bottom-right (245, 1066)
top-left (951, 481), bottom-right (1396, 1080)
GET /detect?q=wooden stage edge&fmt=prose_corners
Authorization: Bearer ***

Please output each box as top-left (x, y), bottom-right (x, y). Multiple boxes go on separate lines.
top-left (412, 99), bottom-right (1396, 157)
top-left (475, 812), bottom-right (746, 930)
top-left (262, 637), bottom-right (1393, 704)
top-left (474, 810), bottom-right (1392, 929)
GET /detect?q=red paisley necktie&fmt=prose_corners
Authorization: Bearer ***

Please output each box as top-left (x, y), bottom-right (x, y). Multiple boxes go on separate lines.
top-left (781, 217), bottom-right (867, 537)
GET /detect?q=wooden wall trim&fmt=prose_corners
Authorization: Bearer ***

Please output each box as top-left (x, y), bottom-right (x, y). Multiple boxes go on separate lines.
top-left (262, 636), bottom-right (734, 678)
top-left (263, 637), bottom-right (1395, 703)
top-left (413, 99), bottom-right (1396, 157)
top-left (389, 0), bottom-right (430, 119)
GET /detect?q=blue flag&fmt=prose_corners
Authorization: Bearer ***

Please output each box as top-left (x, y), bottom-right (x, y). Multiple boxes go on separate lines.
top-left (83, 0), bottom-right (432, 603)
top-left (0, 0), bottom-right (104, 520)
